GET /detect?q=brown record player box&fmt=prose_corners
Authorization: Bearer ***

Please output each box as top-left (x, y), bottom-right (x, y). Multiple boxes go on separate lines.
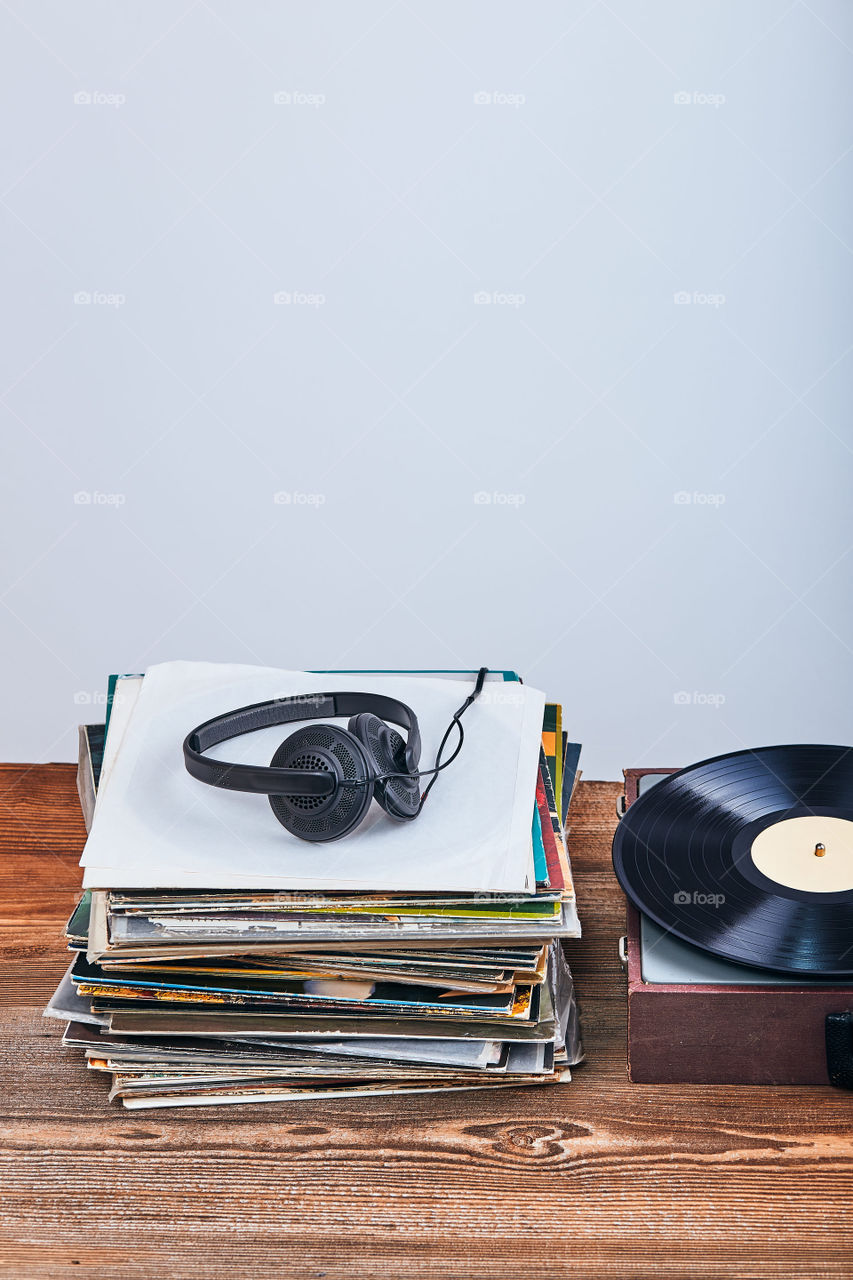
top-left (620, 768), bottom-right (853, 1087)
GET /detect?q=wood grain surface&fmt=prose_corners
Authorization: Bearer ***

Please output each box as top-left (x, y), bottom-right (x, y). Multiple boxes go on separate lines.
top-left (0, 764), bottom-right (851, 1280)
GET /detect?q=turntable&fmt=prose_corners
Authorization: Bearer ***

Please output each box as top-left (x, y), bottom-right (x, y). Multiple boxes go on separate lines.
top-left (614, 748), bottom-right (853, 1087)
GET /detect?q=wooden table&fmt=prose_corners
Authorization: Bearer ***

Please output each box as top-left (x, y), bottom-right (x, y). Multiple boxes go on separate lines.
top-left (1, 764), bottom-right (850, 1279)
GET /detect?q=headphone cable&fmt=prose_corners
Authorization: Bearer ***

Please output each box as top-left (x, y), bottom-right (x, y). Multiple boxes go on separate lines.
top-left (361, 666), bottom-right (490, 809)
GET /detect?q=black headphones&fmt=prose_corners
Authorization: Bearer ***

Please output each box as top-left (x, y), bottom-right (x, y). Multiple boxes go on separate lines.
top-left (183, 669), bottom-right (489, 843)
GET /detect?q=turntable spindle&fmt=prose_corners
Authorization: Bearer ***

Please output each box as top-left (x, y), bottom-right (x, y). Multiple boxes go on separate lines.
top-left (815, 842), bottom-right (826, 857)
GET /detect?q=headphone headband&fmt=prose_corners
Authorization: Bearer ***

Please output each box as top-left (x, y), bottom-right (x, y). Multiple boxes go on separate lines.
top-left (183, 690), bottom-right (421, 798)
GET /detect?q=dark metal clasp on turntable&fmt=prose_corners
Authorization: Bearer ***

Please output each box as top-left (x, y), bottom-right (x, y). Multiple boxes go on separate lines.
top-left (825, 1011), bottom-right (853, 1089)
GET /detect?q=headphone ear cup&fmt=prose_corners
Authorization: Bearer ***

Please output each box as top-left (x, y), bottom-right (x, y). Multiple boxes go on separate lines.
top-left (348, 712), bottom-right (420, 821)
top-left (268, 724), bottom-right (373, 842)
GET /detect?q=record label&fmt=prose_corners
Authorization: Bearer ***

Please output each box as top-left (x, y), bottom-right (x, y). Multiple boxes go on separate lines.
top-left (751, 815), bottom-right (853, 894)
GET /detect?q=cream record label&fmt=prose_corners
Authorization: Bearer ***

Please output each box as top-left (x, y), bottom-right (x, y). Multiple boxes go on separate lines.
top-left (750, 815), bottom-right (853, 894)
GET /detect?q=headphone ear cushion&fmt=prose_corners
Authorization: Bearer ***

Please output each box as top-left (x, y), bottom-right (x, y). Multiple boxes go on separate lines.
top-left (347, 713), bottom-right (420, 821)
top-left (268, 724), bottom-right (373, 842)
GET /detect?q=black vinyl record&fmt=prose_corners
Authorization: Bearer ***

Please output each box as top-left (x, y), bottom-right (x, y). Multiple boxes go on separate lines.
top-left (612, 745), bottom-right (853, 976)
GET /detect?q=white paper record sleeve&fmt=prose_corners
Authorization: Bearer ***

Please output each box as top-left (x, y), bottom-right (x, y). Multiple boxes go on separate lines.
top-left (81, 661), bottom-right (546, 893)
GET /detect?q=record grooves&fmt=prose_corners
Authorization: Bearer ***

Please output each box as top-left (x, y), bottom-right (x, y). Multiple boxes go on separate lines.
top-left (612, 745), bottom-right (853, 976)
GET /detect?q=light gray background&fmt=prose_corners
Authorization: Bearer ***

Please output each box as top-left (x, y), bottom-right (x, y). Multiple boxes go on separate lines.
top-left (1, 1), bottom-right (851, 780)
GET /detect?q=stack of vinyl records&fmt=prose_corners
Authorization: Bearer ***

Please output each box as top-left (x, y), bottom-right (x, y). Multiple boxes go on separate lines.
top-left (46, 663), bottom-right (583, 1109)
